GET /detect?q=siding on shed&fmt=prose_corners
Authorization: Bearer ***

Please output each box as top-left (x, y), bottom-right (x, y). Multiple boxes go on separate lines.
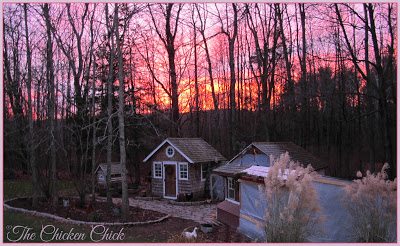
top-left (151, 177), bottom-right (163, 196)
top-left (151, 164), bottom-right (208, 197)
top-left (147, 142), bottom-right (219, 198)
top-left (148, 144), bottom-right (212, 197)
top-left (178, 163), bottom-right (205, 197)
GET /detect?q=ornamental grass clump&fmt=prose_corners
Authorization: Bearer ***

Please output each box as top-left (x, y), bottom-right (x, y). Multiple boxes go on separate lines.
top-left (344, 164), bottom-right (396, 242)
top-left (263, 152), bottom-right (321, 242)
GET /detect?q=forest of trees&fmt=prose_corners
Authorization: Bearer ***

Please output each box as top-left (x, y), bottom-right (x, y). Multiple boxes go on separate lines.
top-left (3, 3), bottom-right (397, 211)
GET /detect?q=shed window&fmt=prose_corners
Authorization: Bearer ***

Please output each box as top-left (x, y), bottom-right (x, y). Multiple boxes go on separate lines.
top-left (166, 146), bottom-right (175, 158)
top-left (98, 174), bottom-right (105, 182)
top-left (201, 164), bottom-right (207, 181)
top-left (179, 163), bottom-right (188, 180)
top-left (227, 177), bottom-right (236, 200)
top-left (153, 162), bottom-right (162, 178)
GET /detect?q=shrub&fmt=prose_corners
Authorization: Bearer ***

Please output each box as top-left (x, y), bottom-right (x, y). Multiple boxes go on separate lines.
top-left (263, 152), bottom-right (321, 242)
top-left (343, 164), bottom-right (396, 242)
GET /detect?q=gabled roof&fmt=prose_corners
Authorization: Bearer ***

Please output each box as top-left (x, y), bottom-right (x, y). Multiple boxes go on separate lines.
top-left (213, 142), bottom-right (327, 176)
top-left (143, 138), bottom-right (226, 164)
top-left (95, 162), bottom-right (124, 175)
top-left (251, 142), bottom-right (327, 170)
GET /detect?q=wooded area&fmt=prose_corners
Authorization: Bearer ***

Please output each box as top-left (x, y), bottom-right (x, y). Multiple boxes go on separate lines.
top-left (3, 3), bottom-right (397, 213)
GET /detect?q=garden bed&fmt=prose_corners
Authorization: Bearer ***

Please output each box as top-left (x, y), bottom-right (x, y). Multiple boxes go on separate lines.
top-left (5, 197), bottom-right (168, 225)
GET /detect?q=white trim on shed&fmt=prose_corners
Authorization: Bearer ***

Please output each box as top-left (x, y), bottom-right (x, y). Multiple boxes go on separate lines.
top-left (142, 139), bottom-right (194, 163)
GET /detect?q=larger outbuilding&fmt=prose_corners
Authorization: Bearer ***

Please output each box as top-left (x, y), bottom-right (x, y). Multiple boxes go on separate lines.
top-left (212, 142), bottom-right (328, 229)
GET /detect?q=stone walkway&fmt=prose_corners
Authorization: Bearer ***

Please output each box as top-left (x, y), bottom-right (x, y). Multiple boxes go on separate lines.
top-left (110, 197), bottom-right (218, 224)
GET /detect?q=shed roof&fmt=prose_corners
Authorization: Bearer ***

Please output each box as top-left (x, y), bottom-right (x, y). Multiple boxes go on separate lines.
top-left (252, 142), bottom-right (327, 170)
top-left (213, 142), bottom-right (327, 176)
top-left (239, 165), bottom-right (350, 187)
top-left (95, 162), bottom-right (124, 175)
top-left (213, 163), bottom-right (250, 176)
top-left (242, 165), bottom-right (271, 178)
top-left (143, 138), bottom-right (226, 164)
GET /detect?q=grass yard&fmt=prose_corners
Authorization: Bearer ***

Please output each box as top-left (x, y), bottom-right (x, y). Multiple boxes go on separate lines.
top-left (4, 179), bottom-right (76, 200)
top-left (3, 179), bottom-right (197, 243)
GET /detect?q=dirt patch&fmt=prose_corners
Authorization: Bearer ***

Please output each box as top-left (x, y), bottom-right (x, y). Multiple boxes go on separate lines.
top-left (200, 223), bottom-right (251, 242)
top-left (7, 197), bottom-right (166, 223)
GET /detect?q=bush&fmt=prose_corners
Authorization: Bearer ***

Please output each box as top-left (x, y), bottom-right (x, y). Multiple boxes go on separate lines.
top-left (343, 164), bottom-right (396, 242)
top-left (263, 152), bottom-right (321, 242)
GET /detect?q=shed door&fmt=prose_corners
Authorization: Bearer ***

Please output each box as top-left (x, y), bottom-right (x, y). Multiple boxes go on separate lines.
top-left (164, 164), bottom-right (177, 198)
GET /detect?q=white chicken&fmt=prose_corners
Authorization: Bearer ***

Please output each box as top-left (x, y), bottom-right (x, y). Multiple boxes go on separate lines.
top-left (182, 227), bottom-right (198, 239)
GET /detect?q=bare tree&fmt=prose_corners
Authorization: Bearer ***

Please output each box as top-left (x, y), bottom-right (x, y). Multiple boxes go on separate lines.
top-left (23, 3), bottom-right (39, 208)
top-left (216, 3), bottom-right (239, 155)
top-left (42, 3), bottom-right (58, 206)
top-left (335, 3), bottom-right (395, 178)
top-left (149, 3), bottom-right (183, 136)
top-left (191, 6), bottom-right (200, 136)
top-left (114, 3), bottom-right (129, 218)
top-left (275, 4), bottom-right (295, 110)
top-left (89, 4), bottom-right (98, 204)
top-left (195, 4), bottom-right (218, 111)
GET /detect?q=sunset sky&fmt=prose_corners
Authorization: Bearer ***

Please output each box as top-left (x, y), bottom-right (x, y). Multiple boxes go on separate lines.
top-left (3, 3), bottom-right (397, 117)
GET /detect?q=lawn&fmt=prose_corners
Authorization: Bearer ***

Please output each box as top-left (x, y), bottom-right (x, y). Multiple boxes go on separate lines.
top-left (3, 179), bottom-right (197, 243)
top-left (4, 179), bottom-right (76, 200)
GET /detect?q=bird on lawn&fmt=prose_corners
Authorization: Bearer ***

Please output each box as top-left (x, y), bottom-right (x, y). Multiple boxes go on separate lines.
top-left (182, 227), bottom-right (198, 239)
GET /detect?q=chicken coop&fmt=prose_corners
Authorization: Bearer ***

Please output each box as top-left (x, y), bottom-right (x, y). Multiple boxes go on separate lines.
top-left (95, 162), bottom-right (127, 192)
top-left (143, 138), bottom-right (226, 200)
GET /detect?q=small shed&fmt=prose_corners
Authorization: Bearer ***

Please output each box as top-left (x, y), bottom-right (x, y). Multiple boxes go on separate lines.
top-left (237, 165), bottom-right (354, 242)
top-left (95, 162), bottom-right (125, 189)
top-left (143, 138), bottom-right (226, 199)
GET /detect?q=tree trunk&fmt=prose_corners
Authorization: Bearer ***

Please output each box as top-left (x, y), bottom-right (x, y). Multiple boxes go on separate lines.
top-left (193, 16), bottom-right (200, 136)
top-left (90, 6), bottom-right (97, 204)
top-left (367, 4), bottom-right (394, 178)
top-left (43, 3), bottom-right (57, 207)
top-left (165, 4), bottom-right (180, 136)
top-left (276, 4), bottom-right (295, 110)
top-left (105, 3), bottom-right (114, 206)
top-left (24, 3), bottom-right (39, 208)
top-left (299, 3), bottom-right (308, 147)
top-left (114, 4), bottom-right (129, 219)
top-left (226, 3), bottom-right (238, 155)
